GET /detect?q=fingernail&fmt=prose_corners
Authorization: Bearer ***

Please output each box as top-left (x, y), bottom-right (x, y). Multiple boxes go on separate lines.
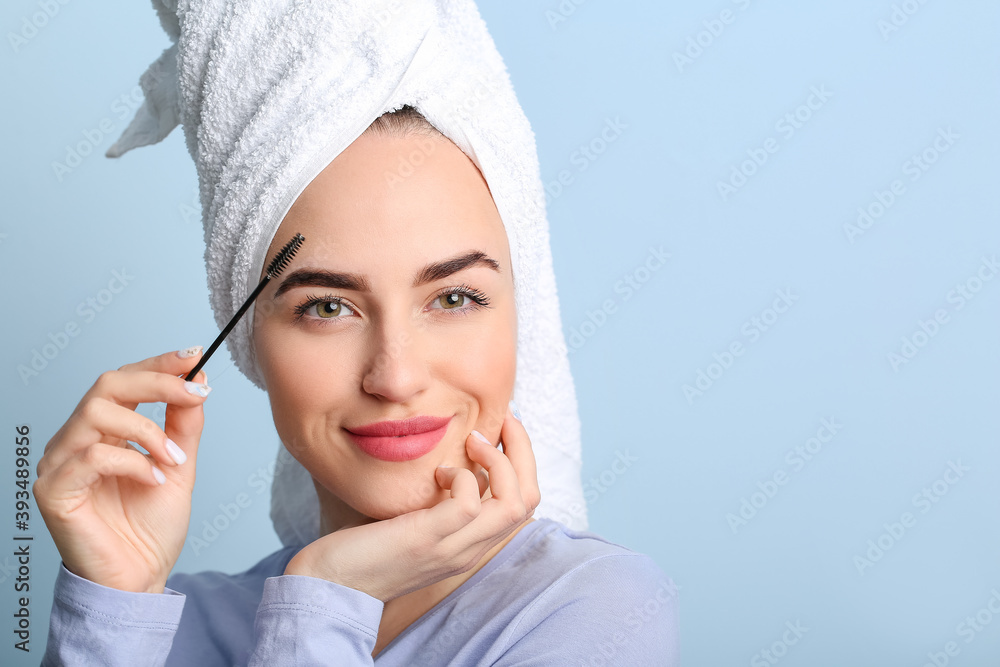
top-left (509, 400), bottom-right (522, 421)
top-left (436, 465), bottom-right (454, 470)
top-left (184, 381), bottom-right (212, 397)
top-left (177, 346), bottom-right (203, 358)
top-left (165, 438), bottom-right (187, 465)
top-left (152, 465), bottom-right (166, 485)
top-left (471, 430), bottom-right (492, 447)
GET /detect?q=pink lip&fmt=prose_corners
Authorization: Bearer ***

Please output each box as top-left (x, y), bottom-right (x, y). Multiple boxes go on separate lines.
top-left (345, 415), bottom-right (453, 462)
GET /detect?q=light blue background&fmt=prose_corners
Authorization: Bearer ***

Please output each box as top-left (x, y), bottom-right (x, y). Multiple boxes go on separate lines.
top-left (2, 1), bottom-right (998, 665)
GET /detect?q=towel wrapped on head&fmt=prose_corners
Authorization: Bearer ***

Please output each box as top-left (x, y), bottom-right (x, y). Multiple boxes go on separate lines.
top-left (108, 0), bottom-right (588, 545)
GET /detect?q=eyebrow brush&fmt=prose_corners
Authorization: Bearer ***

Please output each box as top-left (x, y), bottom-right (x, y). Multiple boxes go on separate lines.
top-left (185, 233), bottom-right (305, 382)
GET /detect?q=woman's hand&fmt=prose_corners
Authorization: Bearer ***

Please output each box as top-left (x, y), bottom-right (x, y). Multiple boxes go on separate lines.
top-left (283, 403), bottom-right (540, 602)
top-left (33, 348), bottom-right (212, 594)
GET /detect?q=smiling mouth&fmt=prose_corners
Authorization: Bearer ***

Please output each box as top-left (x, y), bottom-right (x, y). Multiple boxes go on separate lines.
top-left (344, 416), bottom-right (454, 462)
top-left (344, 414), bottom-right (453, 437)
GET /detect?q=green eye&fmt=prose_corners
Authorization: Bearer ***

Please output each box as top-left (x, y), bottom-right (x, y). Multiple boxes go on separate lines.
top-left (315, 301), bottom-right (342, 318)
top-left (430, 285), bottom-right (492, 314)
top-left (437, 293), bottom-right (467, 310)
top-left (295, 298), bottom-right (353, 321)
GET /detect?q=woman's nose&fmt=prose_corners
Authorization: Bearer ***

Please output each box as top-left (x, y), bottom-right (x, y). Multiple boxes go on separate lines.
top-left (360, 322), bottom-right (430, 402)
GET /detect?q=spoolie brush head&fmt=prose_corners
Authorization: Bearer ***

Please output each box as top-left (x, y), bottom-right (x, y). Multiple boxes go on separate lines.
top-left (266, 233), bottom-right (305, 278)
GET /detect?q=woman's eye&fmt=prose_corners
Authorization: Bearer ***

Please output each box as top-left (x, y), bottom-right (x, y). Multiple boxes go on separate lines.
top-left (307, 300), bottom-right (353, 319)
top-left (296, 287), bottom-right (489, 324)
top-left (434, 292), bottom-right (469, 310)
top-left (430, 286), bottom-right (491, 313)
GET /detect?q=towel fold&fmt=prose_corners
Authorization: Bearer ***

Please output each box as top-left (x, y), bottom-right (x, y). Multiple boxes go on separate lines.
top-left (108, 0), bottom-right (588, 545)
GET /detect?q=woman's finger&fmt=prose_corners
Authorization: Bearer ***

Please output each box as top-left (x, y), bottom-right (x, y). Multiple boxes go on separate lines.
top-left (41, 367), bottom-right (210, 477)
top-left (117, 346), bottom-right (205, 375)
top-left (425, 465), bottom-right (483, 537)
top-left (36, 398), bottom-right (169, 477)
top-left (475, 467), bottom-right (489, 499)
top-left (497, 404), bottom-right (541, 513)
top-left (114, 347), bottom-right (208, 413)
top-left (163, 369), bottom-right (207, 451)
top-left (465, 430), bottom-right (527, 526)
top-left (84, 370), bottom-right (212, 411)
top-left (40, 442), bottom-right (166, 506)
top-left (79, 399), bottom-right (187, 466)
top-left (86, 367), bottom-right (210, 453)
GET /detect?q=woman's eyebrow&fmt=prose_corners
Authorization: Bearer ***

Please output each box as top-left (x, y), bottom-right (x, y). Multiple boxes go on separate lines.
top-left (272, 250), bottom-right (501, 298)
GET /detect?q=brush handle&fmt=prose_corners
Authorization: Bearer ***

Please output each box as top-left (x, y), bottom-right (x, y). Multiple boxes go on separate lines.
top-left (184, 275), bottom-right (272, 382)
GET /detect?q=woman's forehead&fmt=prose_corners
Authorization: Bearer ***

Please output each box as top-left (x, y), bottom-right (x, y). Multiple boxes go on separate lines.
top-left (271, 136), bottom-right (509, 268)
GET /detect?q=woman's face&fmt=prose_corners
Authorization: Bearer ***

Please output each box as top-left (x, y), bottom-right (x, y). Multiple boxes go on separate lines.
top-left (252, 130), bottom-right (517, 527)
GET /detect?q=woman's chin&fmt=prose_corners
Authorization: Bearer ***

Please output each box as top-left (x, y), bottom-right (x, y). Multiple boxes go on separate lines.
top-left (352, 488), bottom-right (452, 522)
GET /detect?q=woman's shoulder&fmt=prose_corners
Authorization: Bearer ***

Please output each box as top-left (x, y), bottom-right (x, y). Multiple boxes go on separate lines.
top-left (472, 517), bottom-right (680, 618)
top-left (510, 517), bottom-right (675, 586)
top-left (474, 518), bottom-right (679, 664)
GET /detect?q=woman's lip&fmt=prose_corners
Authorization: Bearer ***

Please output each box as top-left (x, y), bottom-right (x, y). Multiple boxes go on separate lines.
top-left (345, 420), bottom-right (452, 462)
top-left (345, 415), bottom-right (453, 437)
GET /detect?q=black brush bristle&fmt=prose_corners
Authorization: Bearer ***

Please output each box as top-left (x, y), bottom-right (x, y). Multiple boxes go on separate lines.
top-left (266, 233), bottom-right (305, 278)
top-left (183, 232), bottom-right (305, 382)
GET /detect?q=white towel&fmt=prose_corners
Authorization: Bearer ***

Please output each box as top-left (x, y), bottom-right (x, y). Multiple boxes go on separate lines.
top-left (107, 0), bottom-right (588, 545)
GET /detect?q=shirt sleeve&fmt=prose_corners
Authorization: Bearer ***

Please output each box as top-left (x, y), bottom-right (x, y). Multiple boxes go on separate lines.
top-left (248, 574), bottom-right (385, 665)
top-left (492, 553), bottom-right (680, 667)
top-left (41, 562), bottom-right (186, 667)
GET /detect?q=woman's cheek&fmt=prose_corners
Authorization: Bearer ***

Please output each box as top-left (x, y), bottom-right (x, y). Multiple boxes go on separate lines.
top-left (450, 321), bottom-right (517, 424)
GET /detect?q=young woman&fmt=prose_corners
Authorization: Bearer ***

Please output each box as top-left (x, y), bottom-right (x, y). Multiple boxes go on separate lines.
top-left (35, 1), bottom-right (678, 664)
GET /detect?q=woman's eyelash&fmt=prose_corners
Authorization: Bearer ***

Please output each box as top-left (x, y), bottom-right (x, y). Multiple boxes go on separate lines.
top-left (292, 284), bottom-right (492, 322)
top-left (434, 283), bottom-right (492, 311)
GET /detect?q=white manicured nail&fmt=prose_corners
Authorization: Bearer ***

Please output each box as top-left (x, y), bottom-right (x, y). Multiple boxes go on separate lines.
top-left (471, 430), bottom-right (492, 447)
top-left (152, 465), bottom-right (166, 485)
top-left (165, 438), bottom-right (187, 465)
top-left (509, 399), bottom-right (521, 421)
top-left (177, 346), bottom-right (203, 358)
top-left (184, 381), bottom-right (212, 397)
